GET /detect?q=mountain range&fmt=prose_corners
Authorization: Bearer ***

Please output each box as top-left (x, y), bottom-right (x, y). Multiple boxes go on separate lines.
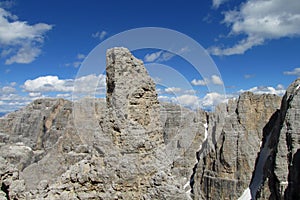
top-left (0, 47), bottom-right (299, 199)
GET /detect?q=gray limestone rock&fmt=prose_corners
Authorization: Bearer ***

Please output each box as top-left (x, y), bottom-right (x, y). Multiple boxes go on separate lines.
top-left (191, 92), bottom-right (282, 199)
top-left (248, 78), bottom-right (300, 200)
top-left (0, 47), bottom-right (299, 200)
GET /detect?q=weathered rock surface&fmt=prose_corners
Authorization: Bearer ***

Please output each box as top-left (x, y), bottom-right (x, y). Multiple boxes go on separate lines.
top-left (191, 92), bottom-right (282, 199)
top-left (248, 78), bottom-right (300, 200)
top-left (0, 47), bottom-right (299, 200)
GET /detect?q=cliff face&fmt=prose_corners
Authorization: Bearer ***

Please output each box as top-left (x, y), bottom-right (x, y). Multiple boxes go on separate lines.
top-left (191, 92), bottom-right (282, 199)
top-left (0, 47), bottom-right (299, 199)
top-left (248, 78), bottom-right (300, 200)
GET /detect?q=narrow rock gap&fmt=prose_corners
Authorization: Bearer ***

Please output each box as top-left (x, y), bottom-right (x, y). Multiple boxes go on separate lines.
top-left (1, 183), bottom-right (10, 200)
top-left (189, 113), bottom-right (209, 198)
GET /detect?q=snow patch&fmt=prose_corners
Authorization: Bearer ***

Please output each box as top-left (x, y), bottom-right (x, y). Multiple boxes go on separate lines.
top-left (238, 187), bottom-right (251, 200)
top-left (249, 133), bottom-right (272, 197)
top-left (296, 84), bottom-right (300, 91)
top-left (198, 122), bottom-right (208, 151)
top-left (204, 122), bottom-right (208, 140)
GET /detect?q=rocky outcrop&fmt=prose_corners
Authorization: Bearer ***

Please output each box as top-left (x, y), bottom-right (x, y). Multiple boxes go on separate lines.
top-left (0, 47), bottom-right (299, 200)
top-left (191, 92), bottom-right (282, 199)
top-left (248, 78), bottom-right (300, 200)
top-left (0, 47), bottom-right (188, 199)
top-left (106, 47), bottom-right (163, 153)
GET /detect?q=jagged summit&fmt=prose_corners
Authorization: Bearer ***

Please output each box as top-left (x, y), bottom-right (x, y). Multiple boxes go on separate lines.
top-left (0, 48), bottom-right (299, 199)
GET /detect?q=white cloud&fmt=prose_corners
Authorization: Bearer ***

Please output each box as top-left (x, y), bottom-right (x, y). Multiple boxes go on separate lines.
top-left (175, 94), bottom-right (200, 108)
top-left (23, 74), bottom-right (106, 94)
top-left (209, 36), bottom-right (264, 56)
top-left (191, 78), bottom-right (207, 86)
top-left (283, 68), bottom-right (300, 77)
top-left (5, 45), bottom-right (41, 64)
top-left (158, 94), bottom-right (199, 109)
top-left (56, 93), bottom-right (71, 99)
top-left (212, 0), bottom-right (228, 9)
top-left (0, 74), bottom-right (106, 113)
top-left (144, 51), bottom-right (162, 62)
top-left (239, 85), bottom-right (285, 96)
top-left (158, 92), bottom-right (227, 110)
top-left (144, 47), bottom-right (189, 63)
top-left (211, 75), bottom-right (223, 85)
top-left (157, 95), bottom-right (170, 102)
top-left (0, 8), bottom-right (52, 64)
top-left (92, 31), bottom-right (107, 40)
top-left (0, 93), bottom-right (34, 113)
top-left (0, 86), bottom-right (16, 94)
top-left (23, 76), bottom-right (72, 92)
top-left (164, 87), bottom-right (182, 94)
top-left (28, 92), bottom-right (41, 97)
top-left (200, 92), bottom-right (227, 109)
top-left (209, 0), bottom-right (300, 56)
top-left (191, 75), bottom-right (223, 86)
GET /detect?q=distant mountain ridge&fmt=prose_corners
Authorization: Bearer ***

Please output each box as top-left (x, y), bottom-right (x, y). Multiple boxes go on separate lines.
top-left (0, 47), bottom-right (299, 199)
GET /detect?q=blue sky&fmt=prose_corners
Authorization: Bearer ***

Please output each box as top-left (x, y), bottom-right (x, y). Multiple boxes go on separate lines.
top-left (0, 0), bottom-right (300, 112)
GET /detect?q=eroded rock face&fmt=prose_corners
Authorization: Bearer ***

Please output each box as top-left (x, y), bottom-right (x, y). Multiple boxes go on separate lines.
top-left (191, 92), bottom-right (282, 199)
top-left (248, 78), bottom-right (300, 200)
top-left (106, 47), bottom-right (163, 153)
top-left (0, 47), bottom-right (189, 199)
top-left (0, 47), bottom-right (299, 200)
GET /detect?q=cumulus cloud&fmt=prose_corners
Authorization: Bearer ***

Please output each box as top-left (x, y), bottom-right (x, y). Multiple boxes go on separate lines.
top-left (158, 94), bottom-right (199, 109)
top-left (158, 92), bottom-right (227, 110)
top-left (0, 86), bottom-right (16, 94)
top-left (191, 79), bottom-right (207, 86)
top-left (28, 92), bottom-right (42, 97)
top-left (23, 74), bottom-right (106, 94)
top-left (200, 92), bottom-right (227, 109)
top-left (92, 31), bottom-right (107, 40)
top-left (283, 68), bottom-right (300, 77)
top-left (0, 7), bottom-right (52, 64)
top-left (164, 87), bottom-right (182, 94)
top-left (239, 85), bottom-right (286, 96)
top-left (159, 87), bottom-right (197, 96)
top-left (209, 0), bottom-right (300, 56)
top-left (5, 45), bottom-right (41, 64)
top-left (0, 93), bottom-right (36, 113)
top-left (211, 75), bottom-right (223, 85)
top-left (176, 95), bottom-right (199, 108)
top-left (191, 75), bottom-right (223, 86)
top-left (0, 74), bottom-right (107, 113)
